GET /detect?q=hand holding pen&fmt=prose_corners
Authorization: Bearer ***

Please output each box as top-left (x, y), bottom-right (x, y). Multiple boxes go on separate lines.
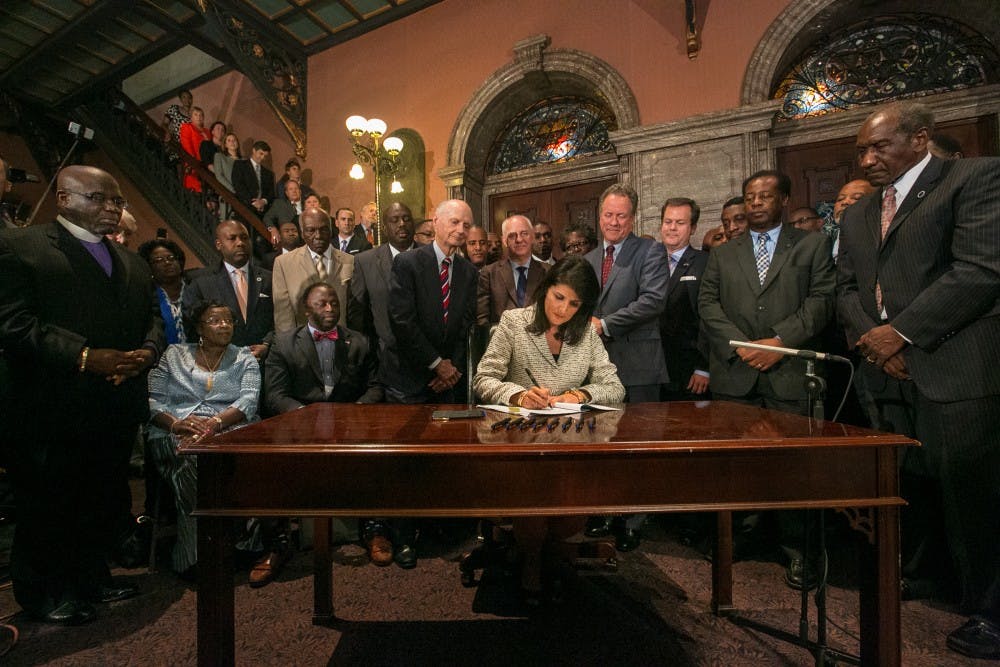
top-left (515, 368), bottom-right (552, 409)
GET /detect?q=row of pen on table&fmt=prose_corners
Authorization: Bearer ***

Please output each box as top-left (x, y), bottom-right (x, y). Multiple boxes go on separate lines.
top-left (490, 415), bottom-right (597, 433)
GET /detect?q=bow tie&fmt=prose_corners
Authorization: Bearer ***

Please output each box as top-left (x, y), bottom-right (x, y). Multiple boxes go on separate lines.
top-left (312, 329), bottom-right (339, 341)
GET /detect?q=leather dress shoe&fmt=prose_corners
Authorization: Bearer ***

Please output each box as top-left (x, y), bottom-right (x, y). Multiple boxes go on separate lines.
top-left (89, 583), bottom-right (140, 603)
top-left (615, 528), bottom-right (641, 552)
top-left (249, 548), bottom-right (292, 588)
top-left (585, 516), bottom-right (613, 538)
top-left (39, 600), bottom-right (97, 626)
top-left (947, 616), bottom-right (1000, 660)
top-left (784, 558), bottom-right (818, 591)
top-left (367, 534), bottom-right (394, 566)
top-left (394, 543), bottom-right (417, 569)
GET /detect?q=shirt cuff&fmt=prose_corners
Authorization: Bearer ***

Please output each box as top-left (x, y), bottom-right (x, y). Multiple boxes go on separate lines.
top-left (693, 370), bottom-right (709, 378)
top-left (429, 357), bottom-right (442, 370)
top-left (891, 326), bottom-right (912, 344)
top-left (600, 319), bottom-right (610, 337)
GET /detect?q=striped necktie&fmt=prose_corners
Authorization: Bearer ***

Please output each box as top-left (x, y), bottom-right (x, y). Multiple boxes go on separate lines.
top-left (440, 257), bottom-right (451, 323)
top-left (875, 185), bottom-right (897, 314)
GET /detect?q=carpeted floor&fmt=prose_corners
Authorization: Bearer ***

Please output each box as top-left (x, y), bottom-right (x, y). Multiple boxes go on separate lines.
top-left (0, 509), bottom-right (993, 667)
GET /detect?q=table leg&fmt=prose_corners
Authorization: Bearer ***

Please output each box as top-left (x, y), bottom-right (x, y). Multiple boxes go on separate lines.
top-left (712, 510), bottom-right (734, 615)
top-left (859, 505), bottom-right (901, 666)
top-left (198, 515), bottom-right (235, 667)
top-left (313, 517), bottom-right (335, 624)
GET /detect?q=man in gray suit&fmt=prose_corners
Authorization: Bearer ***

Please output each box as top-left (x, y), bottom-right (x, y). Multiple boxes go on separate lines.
top-left (347, 202), bottom-right (416, 396)
top-left (838, 101), bottom-right (1000, 660)
top-left (583, 183), bottom-right (669, 550)
top-left (699, 169), bottom-right (835, 588)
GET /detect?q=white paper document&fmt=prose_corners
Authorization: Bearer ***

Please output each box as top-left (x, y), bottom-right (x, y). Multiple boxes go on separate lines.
top-left (477, 403), bottom-right (621, 416)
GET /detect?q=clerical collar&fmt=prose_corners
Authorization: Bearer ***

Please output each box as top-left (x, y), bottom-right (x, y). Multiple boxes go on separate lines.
top-left (57, 215), bottom-right (103, 243)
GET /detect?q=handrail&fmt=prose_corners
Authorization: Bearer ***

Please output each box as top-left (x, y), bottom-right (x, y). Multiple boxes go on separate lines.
top-left (111, 91), bottom-right (272, 243)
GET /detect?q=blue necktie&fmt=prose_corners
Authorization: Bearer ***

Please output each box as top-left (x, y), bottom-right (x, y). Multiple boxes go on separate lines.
top-left (516, 266), bottom-right (527, 307)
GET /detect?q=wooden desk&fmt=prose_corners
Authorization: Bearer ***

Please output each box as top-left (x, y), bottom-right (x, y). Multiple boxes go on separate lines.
top-left (183, 401), bottom-right (915, 666)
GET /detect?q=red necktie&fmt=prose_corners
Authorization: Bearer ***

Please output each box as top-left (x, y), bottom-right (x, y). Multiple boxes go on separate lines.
top-left (601, 245), bottom-right (614, 287)
top-left (440, 257), bottom-right (451, 323)
top-left (312, 329), bottom-right (339, 341)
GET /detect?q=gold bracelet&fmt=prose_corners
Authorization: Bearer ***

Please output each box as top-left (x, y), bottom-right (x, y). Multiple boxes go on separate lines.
top-left (516, 393), bottom-right (526, 408)
top-left (211, 415), bottom-right (224, 431)
top-left (78, 346), bottom-right (89, 373)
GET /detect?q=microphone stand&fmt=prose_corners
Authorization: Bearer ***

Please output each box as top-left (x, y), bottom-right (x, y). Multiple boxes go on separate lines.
top-left (727, 343), bottom-right (858, 666)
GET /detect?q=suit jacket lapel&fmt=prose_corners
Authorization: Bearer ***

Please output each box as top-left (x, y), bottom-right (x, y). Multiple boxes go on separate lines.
top-left (666, 246), bottom-right (695, 295)
top-left (501, 262), bottom-right (518, 305)
top-left (295, 327), bottom-right (323, 384)
top-left (215, 264), bottom-right (243, 321)
top-left (246, 262), bottom-right (261, 317)
top-left (883, 156), bottom-right (945, 244)
top-left (527, 328), bottom-right (557, 367)
top-left (600, 235), bottom-right (637, 300)
top-left (761, 225), bottom-right (797, 291)
top-left (733, 235), bottom-right (762, 295)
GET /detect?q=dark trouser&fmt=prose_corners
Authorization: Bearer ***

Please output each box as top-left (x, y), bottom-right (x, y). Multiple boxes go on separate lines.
top-left (865, 369), bottom-right (1000, 618)
top-left (10, 425), bottom-right (136, 614)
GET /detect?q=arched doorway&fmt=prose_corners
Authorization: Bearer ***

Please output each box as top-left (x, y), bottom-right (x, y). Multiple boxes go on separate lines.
top-left (440, 34), bottom-right (639, 252)
top-left (744, 0), bottom-right (1000, 212)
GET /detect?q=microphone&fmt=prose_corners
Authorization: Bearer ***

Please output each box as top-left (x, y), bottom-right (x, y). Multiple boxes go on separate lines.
top-left (729, 340), bottom-right (851, 364)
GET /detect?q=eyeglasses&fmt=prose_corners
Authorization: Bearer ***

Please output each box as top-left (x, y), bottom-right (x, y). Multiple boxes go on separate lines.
top-left (200, 317), bottom-right (234, 327)
top-left (61, 190), bottom-right (128, 209)
top-left (149, 255), bottom-right (178, 265)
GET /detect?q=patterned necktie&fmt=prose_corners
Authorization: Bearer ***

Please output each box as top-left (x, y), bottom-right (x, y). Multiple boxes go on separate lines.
top-left (754, 232), bottom-right (770, 286)
top-left (341, 239), bottom-right (348, 252)
top-left (440, 257), bottom-right (451, 323)
top-left (515, 266), bottom-right (527, 307)
top-left (315, 255), bottom-right (328, 281)
top-left (875, 185), bottom-right (897, 314)
top-left (601, 245), bottom-right (614, 286)
top-left (234, 268), bottom-right (248, 320)
top-left (668, 255), bottom-right (677, 276)
top-left (366, 226), bottom-right (374, 246)
top-left (312, 329), bottom-right (339, 341)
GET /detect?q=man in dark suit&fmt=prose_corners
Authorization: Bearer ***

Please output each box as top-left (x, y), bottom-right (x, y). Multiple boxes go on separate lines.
top-left (262, 180), bottom-right (304, 233)
top-left (183, 220), bottom-right (274, 359)
top-left (348, 202), bottom-right (415, 396)
top-left (334, 207), bottom-right (372, 255)
top-left (231, 140), bottom-right (276, 256)
top-left (388, 199), bottom-right (477, 405)
top-left (583, 183), bottom-right (669, 551)
top-left (699, 170), bottom-right (835, 588)
top-left (837, 101), bottom-right (1000, 660)
top-left (656, 197), bottom-right (709, 401)
top-left (0, 165), bottom-right (164, 625)
top-left (265, 282), bottom-right (380, 412)
top-left (477, 214), bottom-right (548, 326)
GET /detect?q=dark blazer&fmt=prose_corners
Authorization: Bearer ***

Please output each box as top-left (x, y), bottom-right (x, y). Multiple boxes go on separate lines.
top-left (182, 261), bottom-right (274, 348)
top-left (837, 156), bottom-right (1000, 402)
top-left (264, 324), bottom-right (380, 414)
top-left (699, 224), bottom-right (835, 400)
top-left (476, 258), bottom-right (548, 326)
top-left (388, 243), bottom-right (477, 399)
top-left (262, 198), bottom-right (301, 230)
top-left (348, 244), bottom-right (408, 391)
top-left (335, 234), bottom-right (372, 255)
top-left (0, 221), bottom-right (165, 443)
top-left (658, 245), bottom-right (709, 393)
top-left (584, 233), bottom-right (670, 389)
top-left (231, 159), bottom-right (276, 209)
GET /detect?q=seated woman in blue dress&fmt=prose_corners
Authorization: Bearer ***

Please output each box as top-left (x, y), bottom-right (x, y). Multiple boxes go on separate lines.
top-left (473, 255), bottom-right (625, 604)
top-left (147, 300), bottom-right (260, 576)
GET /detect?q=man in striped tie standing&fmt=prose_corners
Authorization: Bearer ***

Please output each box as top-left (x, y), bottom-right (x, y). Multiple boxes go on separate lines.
top-left (388, 199), bottom-right (477, 404)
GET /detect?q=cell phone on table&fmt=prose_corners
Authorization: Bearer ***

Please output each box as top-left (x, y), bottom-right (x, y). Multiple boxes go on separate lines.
top-left (431, 409), bottom-right (486, 421)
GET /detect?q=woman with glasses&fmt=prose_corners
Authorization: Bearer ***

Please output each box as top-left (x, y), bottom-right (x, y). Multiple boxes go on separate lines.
top-left (138, 239), bottom-right (190, 345)
top-left (147, 300), bottom-right (260, 576)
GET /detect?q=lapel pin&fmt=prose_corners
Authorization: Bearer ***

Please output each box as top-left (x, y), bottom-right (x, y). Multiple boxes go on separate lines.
top-left (917, 190), bottom-right (926, 199)
top-left (256, 275), bottom-right (262, 282)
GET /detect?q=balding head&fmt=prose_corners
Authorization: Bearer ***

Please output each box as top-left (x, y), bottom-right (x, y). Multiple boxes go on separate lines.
top-left (56, 165), bottom-right (125, 236)
top-left (432, 199), bottom-right (473, 253)
top-left (300, 207), bottom-right (333, 255)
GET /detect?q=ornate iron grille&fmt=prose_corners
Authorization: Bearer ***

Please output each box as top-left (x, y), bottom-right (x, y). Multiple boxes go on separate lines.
top-left (488, 97), bottom-right (616, 174)
top-left (773, 14), bottom-right (999, 120)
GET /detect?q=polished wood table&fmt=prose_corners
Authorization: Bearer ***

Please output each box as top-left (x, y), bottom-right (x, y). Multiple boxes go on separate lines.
top-left (182, 401), bottom-right (915, 666)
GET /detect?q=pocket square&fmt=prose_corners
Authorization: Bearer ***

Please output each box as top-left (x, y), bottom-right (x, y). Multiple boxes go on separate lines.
top-left (258, 293), bottom-right (271, 299)
top-left (679, 275), bottom-right (698, 282)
